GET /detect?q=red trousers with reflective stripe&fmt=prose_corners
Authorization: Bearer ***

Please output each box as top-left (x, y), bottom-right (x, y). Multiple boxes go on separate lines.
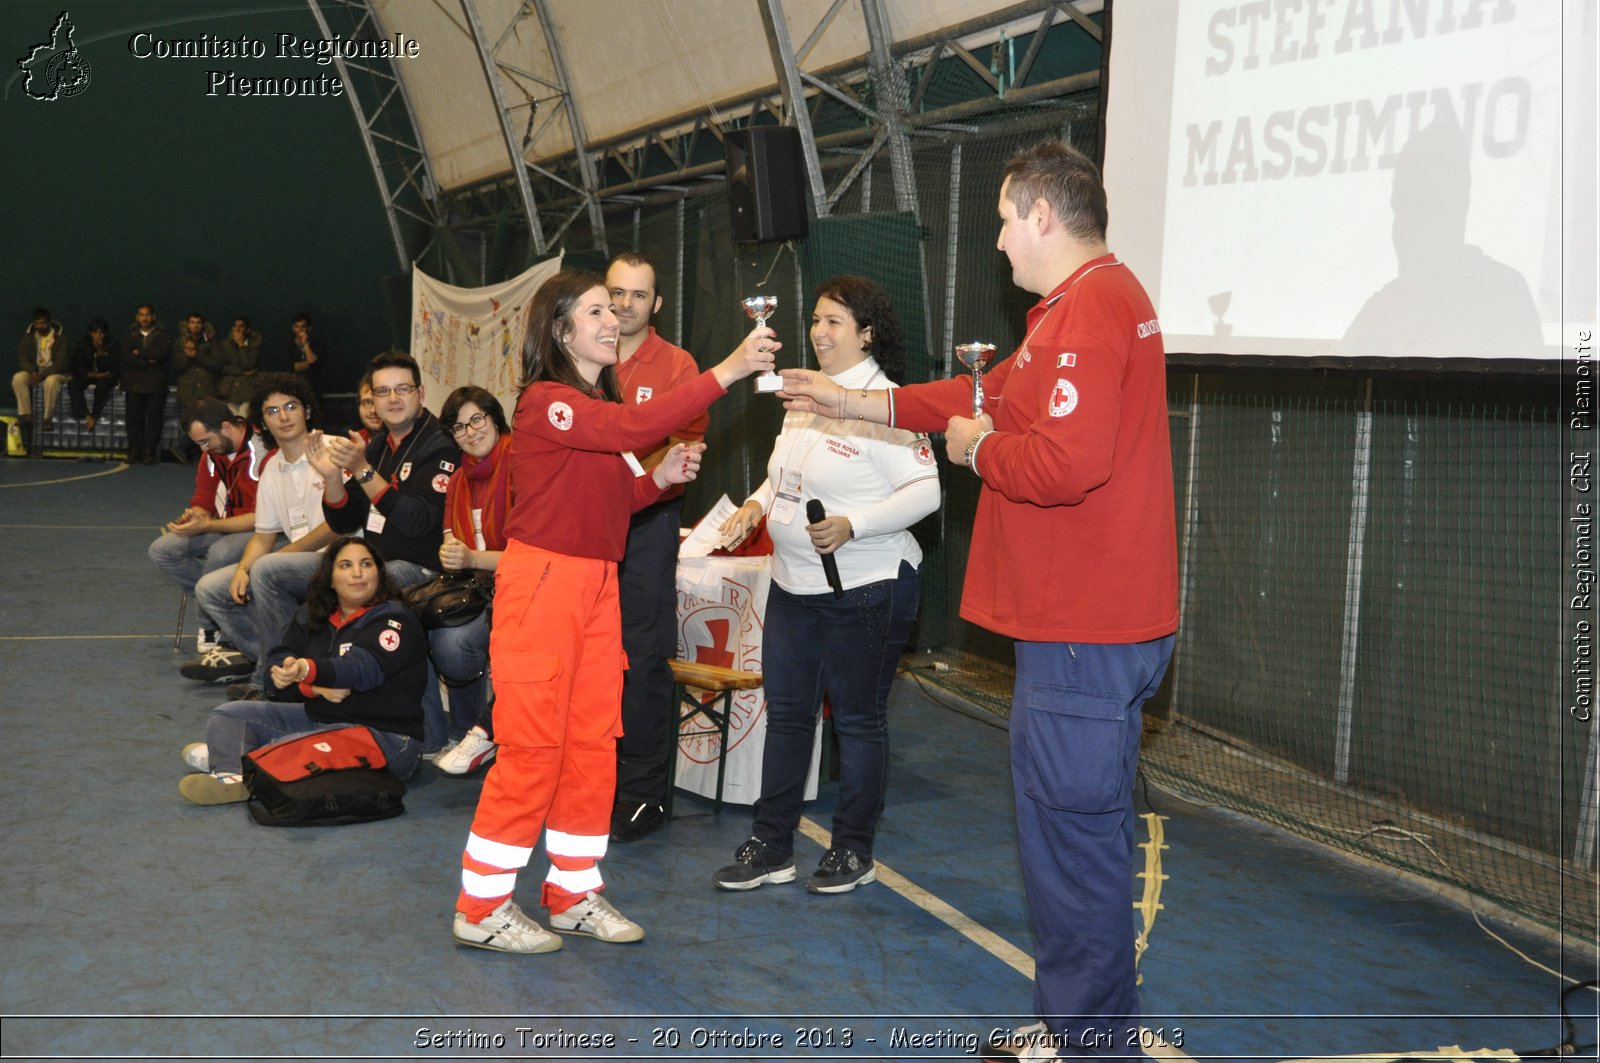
top-left (456, 541), bottom-right (624, 920)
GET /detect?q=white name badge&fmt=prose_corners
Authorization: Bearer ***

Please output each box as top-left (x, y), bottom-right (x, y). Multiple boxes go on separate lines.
top-left (622, 451), bottom-right (646, 477)
top-left (770, 467), bottom-right (803, 526)
top-left (366, 509), bottom-right (387, 534)
top-left (287, 505), bottom-right (310, 543)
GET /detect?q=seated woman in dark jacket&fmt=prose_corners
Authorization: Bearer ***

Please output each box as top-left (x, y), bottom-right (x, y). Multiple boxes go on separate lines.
top-left (178, 536), bottom-right (427, 805)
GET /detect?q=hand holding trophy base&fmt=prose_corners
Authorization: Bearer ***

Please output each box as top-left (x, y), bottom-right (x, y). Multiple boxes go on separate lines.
top-left (743, 295), bottom-right (784, 393)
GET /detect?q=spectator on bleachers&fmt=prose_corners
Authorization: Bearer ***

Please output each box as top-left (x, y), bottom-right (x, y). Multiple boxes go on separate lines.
top-left (121, 304), bottom-right (172, 465)
top-left (213, 315), bottom-right (263, 416)
top-left (149, 398), bottom-right (270, 657)
top-left (430, 385), bottom-right (512, 776)
top-left (289, 312), bottom-right (322, 400)
top-left (173, 313), bottom-right (218, 410)
top-left (67, 318), bottom-right (120, 431)
top-left (312, 350), bottom-right (459, 749)
top-left (13, 307), bottom-right (68, 429)
top-left (177, 536), bottom-right (426, 806)
top-left (184, 374), bottom-right (337, 692)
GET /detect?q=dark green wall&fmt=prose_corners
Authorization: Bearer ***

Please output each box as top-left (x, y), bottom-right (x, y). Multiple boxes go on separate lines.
top-left (3, 1), bottom-right (398, 397)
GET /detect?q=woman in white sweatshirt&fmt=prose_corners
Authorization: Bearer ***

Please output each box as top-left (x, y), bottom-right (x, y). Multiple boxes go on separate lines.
top-left (713, 275), bottom-right (941, 896)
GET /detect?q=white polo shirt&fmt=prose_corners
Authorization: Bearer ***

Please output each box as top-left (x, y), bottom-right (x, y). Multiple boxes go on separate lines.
top-left (254, 450), bottom-right (329, 546)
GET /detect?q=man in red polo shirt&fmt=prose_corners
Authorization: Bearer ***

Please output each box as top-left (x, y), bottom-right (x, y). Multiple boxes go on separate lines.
top-left (779, 140), bottom-right (1178, 1060)
top-left (605, 252), bottom-right (709, 842)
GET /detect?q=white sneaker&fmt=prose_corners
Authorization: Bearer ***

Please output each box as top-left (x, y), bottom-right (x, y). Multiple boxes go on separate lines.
top-left (435, 728), bottom-right (497, 775)
top-left (196, 628), bottom-right (220, 654)
top-left (549, 890), bottom-right (644, 943)
top-left (181, 742), bottom-right (210, 772)
top-left (453, 899), bottom-right (563, 954)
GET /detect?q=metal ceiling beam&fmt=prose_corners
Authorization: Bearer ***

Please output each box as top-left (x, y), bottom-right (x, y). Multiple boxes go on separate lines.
top-left (583, 0), bottom-right (1095, 157)
top-left (533, 0), bottom-right (607, 253)
top-left (859, 0), bottom-right (920, 219)
top-left (757, 0), bottom-right (829, 219)
top-left (461, 0), bottom-right (547, 255)
top-left (305, 0), bottom-right (439, 270)
top-left (444, 68), bottom-right (1098, 216)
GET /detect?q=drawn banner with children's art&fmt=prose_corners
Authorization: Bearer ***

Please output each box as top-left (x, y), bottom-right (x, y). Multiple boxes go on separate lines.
top-left (410, 256), bottom-right (562, 416)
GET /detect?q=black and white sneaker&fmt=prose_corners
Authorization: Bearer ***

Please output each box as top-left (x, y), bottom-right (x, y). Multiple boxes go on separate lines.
top-left (712, 837), bottom-right (796, 891)
top-left (180, 646), bottom-right (254, 683)
top-left (806, 845), bottom-right (876, 893)
top-left (195, 628), bottom-right (220, 654)
top-left (609, 801), bottom-right (665, 843)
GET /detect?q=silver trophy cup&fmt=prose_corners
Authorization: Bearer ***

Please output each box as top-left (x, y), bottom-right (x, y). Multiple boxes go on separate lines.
top-left (743, 295), bottom-right (783, 393)
top-left (954, 342), bottom-right (997, 418)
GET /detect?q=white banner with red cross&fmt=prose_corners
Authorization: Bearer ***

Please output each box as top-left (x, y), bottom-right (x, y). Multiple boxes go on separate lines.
top-left (674, 555), bottom-right (821, 805)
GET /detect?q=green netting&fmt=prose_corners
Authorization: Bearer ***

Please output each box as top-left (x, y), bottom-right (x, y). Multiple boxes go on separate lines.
top-left (1152, 372), bottom-right (1589, 944)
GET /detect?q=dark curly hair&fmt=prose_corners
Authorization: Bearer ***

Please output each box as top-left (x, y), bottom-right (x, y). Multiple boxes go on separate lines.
top-left (303, 537), bottom-right (399, 628)
top-left (521, 268), bottom-right (620, 401)
top-left (440, 385), bottom-right (509, 437)
top-left (249, 372), bottom-right (318, 445)
top-left (813, 274), bottom-right (907, 384)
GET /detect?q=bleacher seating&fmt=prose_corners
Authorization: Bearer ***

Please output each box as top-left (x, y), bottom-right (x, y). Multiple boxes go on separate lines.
top-left (9, 383), bottom-right (187, 460)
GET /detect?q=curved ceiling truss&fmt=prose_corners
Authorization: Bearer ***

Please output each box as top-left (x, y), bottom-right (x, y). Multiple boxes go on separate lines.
top-left (306, 0), bottom-right (443, 270)
top-left (319, 0), bottom-right (1106, 269)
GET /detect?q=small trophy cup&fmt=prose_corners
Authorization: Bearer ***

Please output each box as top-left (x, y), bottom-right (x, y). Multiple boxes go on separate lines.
top-left (743, 294), bottom-right (783, 393)
top-left (954, 342), bottom-right (997, 417)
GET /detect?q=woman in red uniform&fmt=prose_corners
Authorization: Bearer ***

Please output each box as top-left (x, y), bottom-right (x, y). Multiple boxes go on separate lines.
top-left (452, 268), bottom-right (778, 954)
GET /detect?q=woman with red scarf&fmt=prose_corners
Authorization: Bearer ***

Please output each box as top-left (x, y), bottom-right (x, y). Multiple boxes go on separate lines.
top-left (430, 385), bottom-right (511, 775)
top-left (425, 386), bottom-right (511, 769)
top-left (451, 268), bottom-right (777, 955)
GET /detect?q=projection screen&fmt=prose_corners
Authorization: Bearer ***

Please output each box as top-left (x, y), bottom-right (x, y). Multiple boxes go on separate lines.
top-left (1102, 0), bottom-right (1596, 368)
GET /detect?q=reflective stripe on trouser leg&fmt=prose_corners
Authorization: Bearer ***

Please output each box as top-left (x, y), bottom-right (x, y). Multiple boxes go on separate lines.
top-left (459, 831), bottom-right (535, 904)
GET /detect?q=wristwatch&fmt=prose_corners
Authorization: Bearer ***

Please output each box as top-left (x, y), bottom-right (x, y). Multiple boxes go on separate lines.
top-left (355, 466), bottom-right (377, 485)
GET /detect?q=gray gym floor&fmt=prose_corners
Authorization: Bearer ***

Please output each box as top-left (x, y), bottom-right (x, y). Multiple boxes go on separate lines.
top-left (0, 458), bottom-right (1590, 1061)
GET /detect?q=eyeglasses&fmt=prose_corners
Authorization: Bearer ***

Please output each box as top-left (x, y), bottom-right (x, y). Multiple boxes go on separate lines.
top-left (371, 384), bottom-right (418, 398)
top-left (448, 412), bottom-right (491, 437)
top-left (262, 402), bottom-right (302, 418)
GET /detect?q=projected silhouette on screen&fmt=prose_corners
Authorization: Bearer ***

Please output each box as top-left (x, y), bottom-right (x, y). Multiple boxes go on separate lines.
top-left (1343, 113), bottom-right (1543, 360)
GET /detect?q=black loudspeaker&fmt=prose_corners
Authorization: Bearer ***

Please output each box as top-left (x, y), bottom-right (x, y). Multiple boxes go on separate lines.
top-left (726, 126), bottom-right (809, 243)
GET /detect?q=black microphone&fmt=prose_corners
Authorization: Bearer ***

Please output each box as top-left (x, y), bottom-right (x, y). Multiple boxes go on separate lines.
top-left (806, 499), bottom-right (845, 598)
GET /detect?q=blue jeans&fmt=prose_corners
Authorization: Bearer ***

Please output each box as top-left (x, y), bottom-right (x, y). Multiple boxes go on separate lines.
top-left (751, 561), bottom-right (920, 860)
top-left (1011, 635), bottom-right (1174, 1056)
top-left (222, 549), bottom-right (324, 682)
top-left (202, 699), bottom-right (421, 779)
top-left (428, 609), bottom-right (490, 740)
top-left (148, 530), bottom-right (251, 629)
